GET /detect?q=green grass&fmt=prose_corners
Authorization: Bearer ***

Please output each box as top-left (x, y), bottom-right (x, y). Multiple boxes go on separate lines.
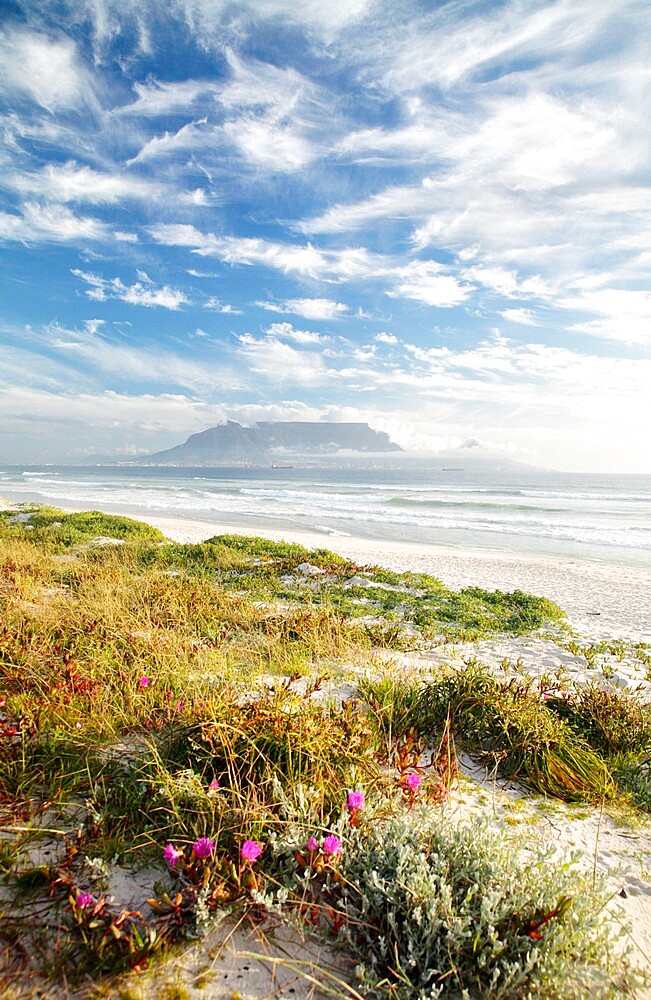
top-left (0, 506), bottom-right (645, 996)
top-left (415, 665), bottom-right (615, 802)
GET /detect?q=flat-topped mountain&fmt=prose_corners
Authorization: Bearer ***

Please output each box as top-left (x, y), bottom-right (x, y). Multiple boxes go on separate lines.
top-left (142, 421), bottom-right (402, 466)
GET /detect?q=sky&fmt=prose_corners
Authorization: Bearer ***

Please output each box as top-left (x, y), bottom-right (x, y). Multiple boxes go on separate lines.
top-left (1, 0), bottom-right (650, 473)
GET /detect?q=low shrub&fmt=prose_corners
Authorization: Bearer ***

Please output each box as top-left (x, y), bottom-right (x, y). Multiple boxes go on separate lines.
top-left (0, 507), bottom-right (165, 548)
top-left (545, 683), bottom-right (651, 757)
top-left (417, 665), bottom-right (614, 801)
top-left (335, 808), bottom-right (638, 998)
top-left (159, 684), bottom-right (379, 815)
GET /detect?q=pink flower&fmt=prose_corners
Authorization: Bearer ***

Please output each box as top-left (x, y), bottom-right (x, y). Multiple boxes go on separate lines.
top-left (192, 837), bottom-right (215, 858)
top-left (406, 773), bottom-right (422, 790)
top-left (240, 839), bottom-right (264, 863)
top-left (347, 790), bottom-right (365, 812)
top-left (208, 778), bottom-right (220, 792)
top-left (139, 676), bottom-right (151, 688)
top-left (322, 835), bottom-right (342, 857)
top-left (307, 836), bottom-right (320, 852)
top-left (75, 891), bottom-right (94, 909)
top-left (163, 843), bottom-right (183, 867)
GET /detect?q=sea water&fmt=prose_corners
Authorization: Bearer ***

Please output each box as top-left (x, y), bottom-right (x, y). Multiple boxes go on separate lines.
top-left (0, 463), bottom-right (650, 569)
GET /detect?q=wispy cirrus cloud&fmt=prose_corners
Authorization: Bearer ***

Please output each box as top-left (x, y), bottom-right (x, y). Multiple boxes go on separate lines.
top-left (560, 287), bottom-right (651, 346)
top-left (204, 297), bottom-right (243, 314)
top-left (71, 269), bottom-right (189, 309)
top-left (367, 0), bottom-right (620, 95)
top-left (257, 297), bottom-right (348, 320)
top-left (222, 117), bottom-right (317, 172)
top-left (264, 321), bottom-right (327, 344)
top-left (124, 47), bottom-right (331, 173)
top-left (237, 331), bottom-right (329, 384)
top-left (0, 202), bottom-right (111, 242)
top-left (7, 161), bottom-right (165, 204)
top-left (116, 78), bottom-right (218, 117)
top-left (149, 223), bottom-right (389, 283)
top-left (126, 119), bottom-right (211, 163)
top-left (5, 319), bottom-right (238, 395)
top-left (499, 308), bottom-right (539, 327)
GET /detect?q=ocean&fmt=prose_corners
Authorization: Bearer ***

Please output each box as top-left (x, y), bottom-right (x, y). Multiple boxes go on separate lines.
top-left (1, 463), bottom-right (650, 570)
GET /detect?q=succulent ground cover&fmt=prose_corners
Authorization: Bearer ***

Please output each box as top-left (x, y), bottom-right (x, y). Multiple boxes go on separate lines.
top-left (0, 506), bottom-right (649, 998)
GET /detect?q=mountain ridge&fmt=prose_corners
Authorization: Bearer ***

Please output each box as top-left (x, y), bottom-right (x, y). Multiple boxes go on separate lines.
top-left (141, 421), bottom-right (403, 466)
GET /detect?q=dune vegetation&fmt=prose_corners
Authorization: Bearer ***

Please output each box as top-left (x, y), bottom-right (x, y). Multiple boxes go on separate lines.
top-left (0, 506), bottom-right (649, 997)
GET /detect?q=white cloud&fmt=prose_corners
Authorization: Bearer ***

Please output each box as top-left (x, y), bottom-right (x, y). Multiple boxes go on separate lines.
top-left (128, 119), bottom-right (209, 164)
top-left (237, 332), bottom-right (329, 383)
top-left (0, 202), bottom-right (111, 243)
top-left (204, 297), bottom-right (243, 314)
top-left (150, 224), bottom-right (390, 283)
top-left (0, 28), bottom-right (91, 111)
top-left (71, 269), bottom-right (189, 310)
top-left (389, 261), bottom-right (473, 308)
top-left (122, 284), bottom-right (188, 309)
top-left (220, 48), bottom-right (314, 112)
top-left (559, 287), bottom-right (651, 346)
top-left (48, 321), bottom-right (234, 390)
top-left (117, 78), bottom-right (217, 116)
top-left (376, 1), bottom-right (614, 94)
top-left (499, 308), bottom-right (538, 327)
top-left (264, 322), bottom-right (325, 344)
top-left (257, 297), bottom-right (348, 320)
top-left (336, 123), bottom-right (451, 162)
top-left (301, 178), bottom-right (434, 235)
top-left (223, 117), bottom-right (316, 171)
top-left (462, 266), bottom-right (550, 300)
top-left (172, 0), bottom-right (373, 47)
top-left (8, 161), bottom-right (165, 204)
top-left (83, 319), bottom-right (104, 335)
top-left (216, 50), bottom-right (330, 171)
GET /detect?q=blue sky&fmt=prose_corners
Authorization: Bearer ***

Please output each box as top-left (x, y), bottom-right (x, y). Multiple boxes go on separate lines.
top-left (1, 0), bottom-right (650, 472)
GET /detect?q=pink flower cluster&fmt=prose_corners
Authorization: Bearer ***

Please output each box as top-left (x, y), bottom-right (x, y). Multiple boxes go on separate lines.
top-left (306, 834), bottom-right (342, 857)
top-left (163, 837), bottom-right (266, 867)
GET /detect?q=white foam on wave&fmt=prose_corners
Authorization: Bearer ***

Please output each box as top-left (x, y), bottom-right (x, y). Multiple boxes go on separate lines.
top-left (2, 467), bottom-right (650, 559)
